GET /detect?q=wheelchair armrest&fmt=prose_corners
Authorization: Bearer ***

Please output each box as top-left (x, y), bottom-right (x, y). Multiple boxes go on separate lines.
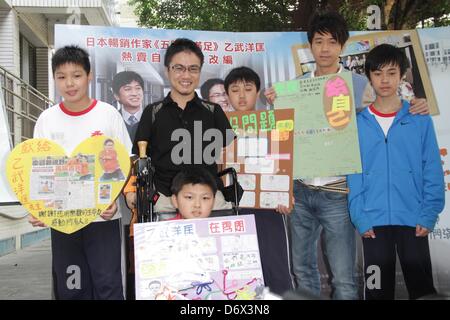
top-left (217, 167), bottom-right (237, 179)
top-left (217, 167), bottom-right (241, 215)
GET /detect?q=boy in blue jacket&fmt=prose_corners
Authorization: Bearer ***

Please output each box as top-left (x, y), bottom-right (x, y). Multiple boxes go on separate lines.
top-left (347, 44), bottom-right (445, 300)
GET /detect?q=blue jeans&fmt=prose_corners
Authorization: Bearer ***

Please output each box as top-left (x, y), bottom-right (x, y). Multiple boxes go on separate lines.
top-left (290, 180), bottom-right (358, 300)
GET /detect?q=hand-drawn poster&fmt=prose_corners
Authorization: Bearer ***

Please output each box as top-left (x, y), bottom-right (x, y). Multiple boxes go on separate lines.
top-left (274, 72), bottom-right (362, 179)
top-left (6, 136), bottom-right (130, 234)
top-left (133, 214), bottom-right (265, 300)
top-left (224, 109), bottom-right (294, 210)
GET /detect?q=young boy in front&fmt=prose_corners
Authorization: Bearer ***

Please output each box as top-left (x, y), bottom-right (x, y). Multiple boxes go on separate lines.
top-left (30, 45), bottom-right (132, 299)
top-left (170, 168), bottom-right (217, 220)
top-left (223, 66), bottom-right (295, 295)
top-left (347, 44), bottom-right (445, 300)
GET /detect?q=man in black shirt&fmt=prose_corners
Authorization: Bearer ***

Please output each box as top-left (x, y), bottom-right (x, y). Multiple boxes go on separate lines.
top-left (130, 38), bottom-right (235, 214)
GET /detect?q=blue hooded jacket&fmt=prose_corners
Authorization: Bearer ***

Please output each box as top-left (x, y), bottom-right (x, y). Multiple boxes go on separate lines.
top-left (347, 100), bottom-right (445, 234)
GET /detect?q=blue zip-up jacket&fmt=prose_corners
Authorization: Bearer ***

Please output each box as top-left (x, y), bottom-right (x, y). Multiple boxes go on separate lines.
top-left (347, 100), bottom-right (445, 234)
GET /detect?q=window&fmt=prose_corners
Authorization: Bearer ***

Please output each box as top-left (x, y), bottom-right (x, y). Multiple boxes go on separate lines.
top-left (19, 34), bottom-right (37, 88)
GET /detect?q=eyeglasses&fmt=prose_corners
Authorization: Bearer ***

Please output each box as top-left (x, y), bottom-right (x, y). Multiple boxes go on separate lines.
top-left (209, 92), bottom-right (228, 99)
top-left (170, 64), bottom-right (201, 74)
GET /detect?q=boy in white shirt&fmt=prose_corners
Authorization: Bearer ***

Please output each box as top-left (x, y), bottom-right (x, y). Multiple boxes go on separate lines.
top-left (30, 45), bottom-right (132, 299)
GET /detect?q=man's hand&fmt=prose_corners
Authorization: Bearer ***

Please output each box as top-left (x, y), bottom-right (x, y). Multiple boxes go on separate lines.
top-left (125, 192), bottom-right (136, 210)
top-left (264, 87), bottom-right (276, 105)
top-left (276, 205), bottom-right (292, 215)
top-left (362, 229), bottom-right (376, 239)
top-left (416, 225), bottom-right (430, 237)
top-left (28, 214), bottom-right (47, 227)
top-left (100, 201), bottom-right (118, 220)
top-left (409, 98), bottom-right (429, 115)
top-left (275, 196), bottom-right (295, 215)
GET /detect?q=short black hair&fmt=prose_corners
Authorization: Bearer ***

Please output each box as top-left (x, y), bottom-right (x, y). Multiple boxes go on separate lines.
top-left (112, 71), bottom-right (144, 95)
top-left (307, 11), bottom-right (349, 47)
top-left (364, 44), bottom-right (409, 80)
top-left (200, 78), bottom-right (224, 100)
top-left (170, 167), bottom-right (217, 196)
top-left (52, 45), bottom-right (90, 75)
top-left (104, 138), bottom-right (114, 146)
top-left (224, 67), bottom-right (261, 93)
top-left (164, 38), bottom-right (204, 68)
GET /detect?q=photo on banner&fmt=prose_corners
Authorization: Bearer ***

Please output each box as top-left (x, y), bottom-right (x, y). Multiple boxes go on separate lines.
top-left (291, 30), bottom-right (440, 115)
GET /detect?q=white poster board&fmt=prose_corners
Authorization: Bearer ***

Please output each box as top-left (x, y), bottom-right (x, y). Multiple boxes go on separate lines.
top-left (134, 214), bottom-right (265, 300)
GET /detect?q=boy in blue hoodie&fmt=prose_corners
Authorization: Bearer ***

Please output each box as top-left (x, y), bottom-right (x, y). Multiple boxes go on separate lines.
top-left (347, 44), bottom-right (445, 300)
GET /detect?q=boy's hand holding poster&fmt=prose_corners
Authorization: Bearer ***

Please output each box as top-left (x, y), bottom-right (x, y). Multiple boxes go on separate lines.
top-left (134, 215), bottom-right (265, 300)
top-left (274, 72), bottom-right (362, 179)
top-left (6, 136), bottom-right (130, 234)
top-left (224, 109), bottom-right (294, 210)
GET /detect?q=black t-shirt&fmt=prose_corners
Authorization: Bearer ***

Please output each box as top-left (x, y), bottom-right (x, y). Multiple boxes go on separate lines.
top-left (133, 93), bottom-right (235, 196)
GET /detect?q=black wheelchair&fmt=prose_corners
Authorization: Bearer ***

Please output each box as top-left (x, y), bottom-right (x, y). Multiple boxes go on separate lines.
top-left (128, 142), bottom-right (294, 299)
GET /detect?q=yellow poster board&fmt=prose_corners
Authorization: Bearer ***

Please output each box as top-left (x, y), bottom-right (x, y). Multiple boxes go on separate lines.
top-left (6, 136), bottom-right (130, 234)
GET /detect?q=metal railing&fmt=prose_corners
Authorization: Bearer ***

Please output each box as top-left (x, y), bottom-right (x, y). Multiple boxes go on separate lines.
top-left (0, 65), bottom-right (54, 145)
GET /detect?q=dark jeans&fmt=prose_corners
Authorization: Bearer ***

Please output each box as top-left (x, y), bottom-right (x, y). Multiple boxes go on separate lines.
top-left (290, 180), bottom-right (358, 299)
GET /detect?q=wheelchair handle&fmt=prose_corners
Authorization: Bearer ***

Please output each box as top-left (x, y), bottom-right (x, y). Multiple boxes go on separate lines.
top-left (137, 141), bottom-right (148, 158)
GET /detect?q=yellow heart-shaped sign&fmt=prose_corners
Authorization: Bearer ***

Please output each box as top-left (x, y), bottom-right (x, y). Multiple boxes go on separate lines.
top-left (6, 136), bottom-right (131, 234)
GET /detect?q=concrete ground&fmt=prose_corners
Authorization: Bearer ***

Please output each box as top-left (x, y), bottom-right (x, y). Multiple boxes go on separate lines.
top-left (0, 239), bottom-right (52, 300)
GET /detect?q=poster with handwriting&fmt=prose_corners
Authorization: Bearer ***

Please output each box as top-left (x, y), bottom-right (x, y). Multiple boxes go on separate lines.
top-left (134, 215), bottom-right (265, 300)
top-left (6, 136), bottom-right (130, 234)
top-left (274, 72), bottom-right (362, 179)
top-left (225, 109), bottom-right (294, 210)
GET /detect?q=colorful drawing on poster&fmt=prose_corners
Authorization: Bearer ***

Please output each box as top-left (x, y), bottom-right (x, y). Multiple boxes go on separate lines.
top-left (225, 109), bottom-right (294, 210)
top-left (274, 72), bottom-right (362, 179)
top-left (6, 136), bottom-right (130, 234)
top-left (134, 215), bottom-right (265, 300)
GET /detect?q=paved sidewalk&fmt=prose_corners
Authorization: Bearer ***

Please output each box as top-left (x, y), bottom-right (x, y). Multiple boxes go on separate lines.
top-left (0, 239), bottom-right (52, 300)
